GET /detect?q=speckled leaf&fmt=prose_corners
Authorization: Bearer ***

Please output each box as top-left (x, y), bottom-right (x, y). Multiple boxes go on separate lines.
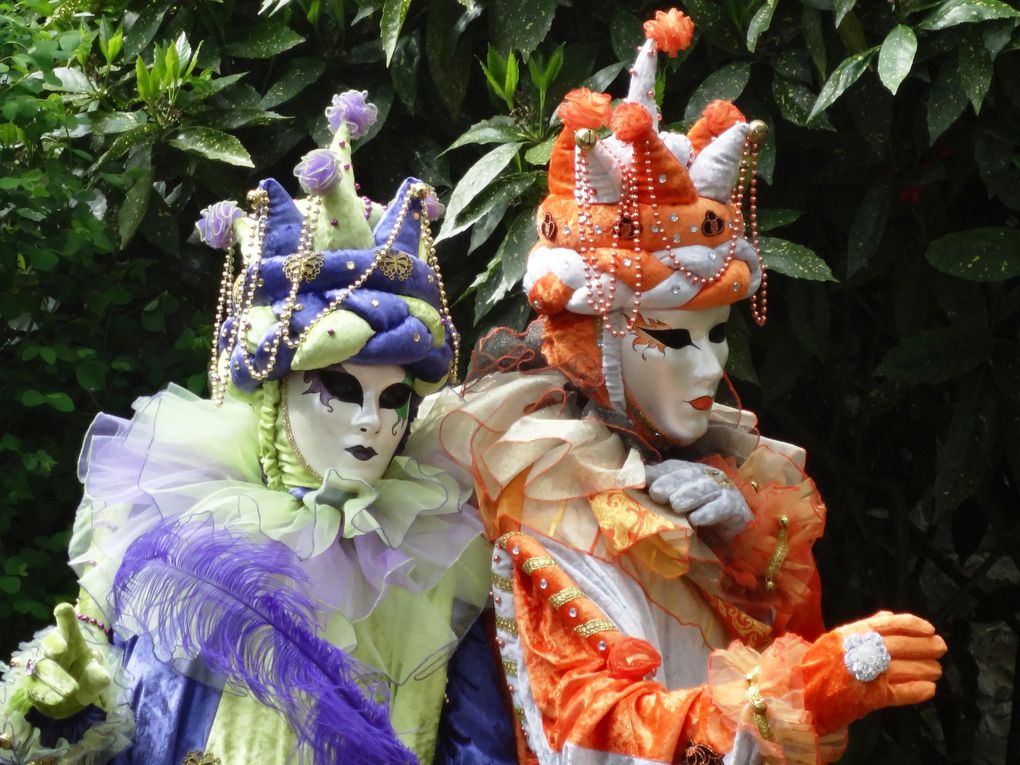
top-left (443, 116), bottom-right (523, 153)
top-left (260, 58), bottom-right (325, 109)
top-left (386, 35), bottom-right (418, 111)
top-left (447, 172), bottom-right (537, 242)
top-left (118, 168), bottom-right (153, 246)
top-left (583, 62), bottom-right (627, 93)
top-left (958, 27), bottom-right (993, 112)
top-left (140, 191), bottom-right (178, 257)
top-left (476, 208), bottom-right (538, 320)
top-left (846, 178), bottom-right (892, 276)
top-left (878, 25), bottom-right (916, 95)
top-left (169, 127), bottom-right (254, 167)
top-left (381, 0), bottom-right (412, 65)
top-left (927, 64), bottom-right (968, 144)
top-left (834, 0), bottom-right (856, 26)
top-left (490, 0), bottom-right (557, 56)
top-left (761, 237), bottom-right (836, 281)
top-left (808, 46), bottom-right (878, 120)
top-left (747, 0), bottom-right (777, 53)
top-left (610, 7), bottom-right (643, 64)
top-left (524, 136), bottom-right (555, 166)
top-left (684, 63), bottom-right (752, 123)
top-left (224, 21), bottom-right (304, 59)
top-left (437, 141), bottom-right (523, 242)
top-left (426, 0), bottom-right (474, 116)
top-left (802, 6), bottom-right (827, 76)
top-left (920, 0), bottom-right (1020, 31)
top-left (87, 111), bottom-right (147, 135)
top-left (772, 75), bottom-right (834, 129)
top-left (123, 0), bottom-right (172, 59)
top-left (724, 329), bottom-right (759, 384)
top-left (757, 208), bottom-right (803, 232)
top-left (925, 227), bottom-right (1020, 282)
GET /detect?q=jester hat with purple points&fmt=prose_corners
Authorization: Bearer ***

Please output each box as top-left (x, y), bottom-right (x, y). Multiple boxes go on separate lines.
top-left (198, 91), bottom-right (455, 401)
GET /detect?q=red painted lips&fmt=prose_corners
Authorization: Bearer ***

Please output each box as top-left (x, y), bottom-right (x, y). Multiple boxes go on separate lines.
top-left (686, 396), bottom-right (714, 411)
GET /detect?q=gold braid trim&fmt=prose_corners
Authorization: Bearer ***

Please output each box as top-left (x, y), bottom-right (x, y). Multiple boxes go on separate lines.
top-left (495, 531), bottom-right (519, 549)
top-left (744, 668), bottom-right (774, 741)
top-left (502, 659), bottom-right (519, 677)
top-left (763, 515), bottom-right (791, 593)
top-left (495, 615), bottom-right (518, 635)
top-left (521, 556), bottom-right (556, 575)
top-left (491, 573), bottom-right (513, 592)
top-left (574, 618), bottom-right (616, 638)
top-left (548, 586), bottom-right (583, 608)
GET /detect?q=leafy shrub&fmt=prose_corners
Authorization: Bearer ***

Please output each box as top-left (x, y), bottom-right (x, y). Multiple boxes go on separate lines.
top-left (1, 1), bottom-right (1018, 762)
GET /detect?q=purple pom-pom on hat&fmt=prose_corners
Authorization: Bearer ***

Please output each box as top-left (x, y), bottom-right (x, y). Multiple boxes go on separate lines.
top-left (422, 190), bottom-right (445, 221)
top-left (196, 201), bottom-right (243, 250)
top-left (326, 90), bottom-right (378, 139)
top-left (294, 149), bottom-right (341, 195)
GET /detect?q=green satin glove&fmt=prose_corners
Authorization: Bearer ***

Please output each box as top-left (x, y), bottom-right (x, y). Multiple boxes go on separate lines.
top-left (7, 603), bottom-right (111, 720)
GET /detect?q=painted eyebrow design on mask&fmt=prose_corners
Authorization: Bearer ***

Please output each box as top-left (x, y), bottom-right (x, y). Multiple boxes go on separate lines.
top-left (303, 368), bottom-right (362, 412)
top-left (638, 327), bottom-right (696, 350)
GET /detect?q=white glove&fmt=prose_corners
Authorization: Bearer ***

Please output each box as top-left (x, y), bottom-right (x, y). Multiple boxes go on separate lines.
top-left (645, 459), bottom-right (753, 539)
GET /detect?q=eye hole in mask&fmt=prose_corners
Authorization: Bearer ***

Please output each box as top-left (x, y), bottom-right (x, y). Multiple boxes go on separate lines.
top-left (379, 382), bottom-right (412, 410)
top-left (318, 370), bottom-right (363, 405)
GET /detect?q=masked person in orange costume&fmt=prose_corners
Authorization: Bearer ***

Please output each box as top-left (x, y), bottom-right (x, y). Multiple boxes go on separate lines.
top-left (430, 9), bottom-right (947, 765)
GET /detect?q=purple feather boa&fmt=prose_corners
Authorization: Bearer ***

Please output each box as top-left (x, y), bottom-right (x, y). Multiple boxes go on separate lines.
top-left (112, 518), bottom-right (417, 765)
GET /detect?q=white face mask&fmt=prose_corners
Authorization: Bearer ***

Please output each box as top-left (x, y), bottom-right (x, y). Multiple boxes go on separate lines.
top-left (619, 305), bottom-right (730, 445)
top-left (282, 363), bottom-right (412, 484)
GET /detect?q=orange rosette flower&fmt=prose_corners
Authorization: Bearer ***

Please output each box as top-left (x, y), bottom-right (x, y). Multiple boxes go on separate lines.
top-left (610, 102), bottom-right (654, 142)
top-left (558, 88), bottom-right (612, 130)
top-left (643, 8), bottom-right (695, 58)
top-left (606, 636), bottom-right (663, 680)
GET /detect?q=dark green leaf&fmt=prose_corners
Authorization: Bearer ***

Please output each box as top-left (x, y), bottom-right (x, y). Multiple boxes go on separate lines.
top-left (925, 227), bottom-right (1020, 282)
top-left (876, 328), bottom-right (992, 384)
top-left (834, 0), bottom-right (856, 27)
top-left (772, 75), bottom-right (835, 129)
top-left (524, 136), bottom-right (555, 166)
top-left (391, 32), bottom-right (421, 112)
top-left (426, 0), bottom-right (475, 116)
top-left (123, 0), bottom-right (173, 60)
top-left (684, 63), bottom-right (752, 123)
top-left (934, 372), bottom-right (1001, 518)
top-left (878, 25), bottom-right (917, 95)
top-left (437, 141), bottom-right (524, 242)
top-left (75, 360), bottom-right (107, 392)
top-left (920, 0), bottom-right (1020, 31)
top-left (583, 62), bottom-right (627, 93)
top-left (87, 111), bottom-right (147, 135)
top-left (610, 7), bottom-right (643, 63)
top-left (809, 46), bottom-right (879, 120)
top-left (757, 209), bottom-right (803, 232)
top-left (490, 0), bottom-right (557, 56)
top-left (0, 577), bottom-right (20, 595)
top-left (44, 66), bottom-right (92, 94)
top-left (958, 27), bottom-right (993, 112)
top-left (380, 0), bottom-right (412, 65)
top-left (761, 237), bottom-right (836, 281)
top-left (789, 281), bottom-right (831, 359)
top-left (169, 127), bottom-right (254, 167)
top-left (224, 21), bottom-right (304, 59)
top-left (118, 168), bottom-right (153, 246)
top-left (475, 209), bottom-right (538, 321)
top-left (747, 0), bottom-right (778, 53)
top-left (847, 178), bottom-right (892, 276)
top-left (442, 170), bottom-right (535, 242)
top-left (260, 58), bottom-right (326, 109)
top-left (802, 6), bottom-right (827, 76)
top-left (141, 192), bottom-right (178, 257)
top-left (927, 63), bottom-right (968, 144)
top-left (724, 328), bottom-right (758, 384)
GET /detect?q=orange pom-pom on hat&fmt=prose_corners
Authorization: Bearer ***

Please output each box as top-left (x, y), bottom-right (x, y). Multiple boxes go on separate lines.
top-left (558, 88), bottom-right (613, 131)
top-left (643, 8), bottom-right (695, 58)
top-left (609, 102), bottom-right (653, 143)
top-left (688, 99), bottom-right (747, 154)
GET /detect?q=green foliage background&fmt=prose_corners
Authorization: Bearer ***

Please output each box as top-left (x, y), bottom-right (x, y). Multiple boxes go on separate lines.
top-left (1, 0), bottom-right (1018, 761)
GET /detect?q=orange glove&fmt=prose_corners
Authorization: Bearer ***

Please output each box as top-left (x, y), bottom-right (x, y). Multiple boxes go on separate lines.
top-left (800, 611), bottom-right (946, 734)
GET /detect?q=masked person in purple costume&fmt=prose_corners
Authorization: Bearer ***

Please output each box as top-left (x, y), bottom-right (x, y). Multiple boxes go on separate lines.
top-left (0, 91), bottom-right (490, 765)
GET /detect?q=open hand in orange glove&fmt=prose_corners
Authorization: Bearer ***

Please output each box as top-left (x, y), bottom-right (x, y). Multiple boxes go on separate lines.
top-left (799, 610), bottom-right (946, 734)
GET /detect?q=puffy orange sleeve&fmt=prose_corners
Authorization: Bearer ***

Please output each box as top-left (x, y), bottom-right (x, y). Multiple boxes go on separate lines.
top-left (492, 532), bottom-right (844, 763)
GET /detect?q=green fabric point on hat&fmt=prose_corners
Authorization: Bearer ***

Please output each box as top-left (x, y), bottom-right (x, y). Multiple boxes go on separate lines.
top-left (400, 296), bottom-right (446, 348)
top-left (291, 309), bottom-right (373, 371)
top-left (313, 124), bottom-right (374, 252)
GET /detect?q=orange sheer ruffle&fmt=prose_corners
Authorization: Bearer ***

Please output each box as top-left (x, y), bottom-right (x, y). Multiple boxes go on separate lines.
top-left (707, 636), bottom-right (847, 765)
top-left (643, 8), bottom-right (695, 58)
top-left (701, 447), bottom-right (826, 639)
top-left (558, 88), bottom-right (613, 130)
top-left (688, 100), bottom-right (747, 154)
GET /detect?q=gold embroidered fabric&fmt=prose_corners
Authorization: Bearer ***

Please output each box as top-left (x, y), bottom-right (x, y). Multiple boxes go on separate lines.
top-left (521, 556), bottom-right (556, 574)
top-left (495, 615), bottom-right (519, 635)
top-left (491, 573), bottom-right (513, 592)
top-left (573, 618), bottom-right (616, 638)
top-left (548, 586), bottom-right (583, 608)
top-left (502, 659), bottom-right (519, 677)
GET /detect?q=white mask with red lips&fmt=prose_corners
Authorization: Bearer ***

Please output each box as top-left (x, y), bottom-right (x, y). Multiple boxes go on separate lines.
top-left (620, 304), bottom-right (730, 445)
top-left (283, 363), bottom-right (413, 484)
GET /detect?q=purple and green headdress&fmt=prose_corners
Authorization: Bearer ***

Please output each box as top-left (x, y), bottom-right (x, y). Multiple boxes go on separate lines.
top-left (198, 91), bottom-right (456, 406)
